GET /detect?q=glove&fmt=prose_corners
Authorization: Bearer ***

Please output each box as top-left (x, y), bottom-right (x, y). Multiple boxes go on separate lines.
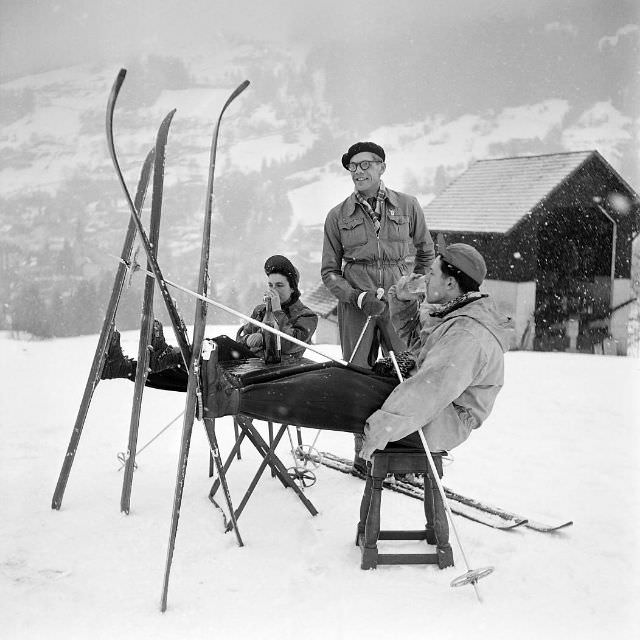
top-left (372, 351), bottom-right (416, 378)
top-left (358, 290), bottom-right (386, 317)
top-left (245, 333), bottom-right (263, 349)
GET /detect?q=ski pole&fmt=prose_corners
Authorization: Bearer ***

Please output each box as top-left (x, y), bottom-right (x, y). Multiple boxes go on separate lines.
top-left (348, 287), bottom-right (385, 364)
top-left (381, 325), bottom-right (493, 602)
top-left (117, 410), bottom-right (185, 471)
top-left (349, 316), bottom-right (372, 364)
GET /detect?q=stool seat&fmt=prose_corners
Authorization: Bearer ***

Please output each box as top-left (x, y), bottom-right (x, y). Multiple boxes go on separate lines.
top-left (356, 448), bottom-right (453, 570)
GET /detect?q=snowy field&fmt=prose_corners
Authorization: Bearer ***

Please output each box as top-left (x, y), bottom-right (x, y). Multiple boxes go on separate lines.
top-left (2, 327), bottom-right (639, 640)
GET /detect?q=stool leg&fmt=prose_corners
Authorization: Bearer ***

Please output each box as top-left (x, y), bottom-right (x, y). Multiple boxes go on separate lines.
top-left (361, 474), bottom-right (384, 570)
top-left (356, 462), bottom-right (373, 546)
top-left (427, 455), bottom-right (453, 568)
top-left (423, 471), bottom-right (437, 545)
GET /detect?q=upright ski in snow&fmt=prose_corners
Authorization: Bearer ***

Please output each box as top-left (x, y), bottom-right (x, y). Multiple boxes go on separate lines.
top-left (51, 148), bottom-right (155, 511)
top-left (160, 79), bottom-right (250, 613)
top-left (120, 123), bottom-right (169, 515)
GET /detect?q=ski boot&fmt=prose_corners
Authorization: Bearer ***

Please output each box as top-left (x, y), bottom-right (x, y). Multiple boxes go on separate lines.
top-left (149, 320), bottom-right (183, 373)
top-left (101, 329), bottom-right (135, 379)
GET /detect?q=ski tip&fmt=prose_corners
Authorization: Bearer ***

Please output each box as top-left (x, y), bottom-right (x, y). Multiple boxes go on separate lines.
top-left (229, 80), bottom-right (250, 103)
top-left (526, 520), bottom-right (574, 533)
top-left (113, 69), bottom-right (127, 95)
top-left (159, 109), bottom-right (177, 130)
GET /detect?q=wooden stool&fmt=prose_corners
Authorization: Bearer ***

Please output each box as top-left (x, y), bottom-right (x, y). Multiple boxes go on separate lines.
top-left (356, 447), bottom-right (453, 570)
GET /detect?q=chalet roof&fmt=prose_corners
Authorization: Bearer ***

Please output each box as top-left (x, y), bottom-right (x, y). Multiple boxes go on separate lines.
top-left (303, 281), bottom-right (337, 318)
top-left (423, 150), bottom-right (596, 234)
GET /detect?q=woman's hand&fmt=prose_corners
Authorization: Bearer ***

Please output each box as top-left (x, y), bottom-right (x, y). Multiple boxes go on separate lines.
top-left (264, 288), bottom-right (281, 312)
top-left (245, 333), bottom-right (263, 350)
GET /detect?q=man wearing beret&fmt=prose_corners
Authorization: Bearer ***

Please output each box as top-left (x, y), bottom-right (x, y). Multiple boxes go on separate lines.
top-left (208, 243), bottom-right (512, 463)
top-left (321, 141), bottom-right (435, 471)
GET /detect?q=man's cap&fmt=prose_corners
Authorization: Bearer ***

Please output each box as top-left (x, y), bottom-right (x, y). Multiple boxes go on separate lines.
top-left (264, 254), bottom-right (300, 291)
top-left (341, 141), bottom-right (386, 169)
top-left (439, 243), bottom-right (487, 286)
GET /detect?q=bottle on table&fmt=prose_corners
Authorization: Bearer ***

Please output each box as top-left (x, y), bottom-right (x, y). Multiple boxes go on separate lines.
top-left (262, 296), bottom-right (281, 364)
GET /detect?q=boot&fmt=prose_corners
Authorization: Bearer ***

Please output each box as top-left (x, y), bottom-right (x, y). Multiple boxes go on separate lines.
top-left (204, 357), bottom-right (239, 418)
top-left (101, 329), bottom-right (135, 379)
top-left (149, 320), bottom-right (183, 373)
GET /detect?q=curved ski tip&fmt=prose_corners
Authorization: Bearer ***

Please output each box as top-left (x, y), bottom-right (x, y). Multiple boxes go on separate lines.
top-left (230, 80), bottom-right (250, 100)
top-left (160, 109), bottom-right (178, 127)
top-left (109, 69), bottom-right (128, 102)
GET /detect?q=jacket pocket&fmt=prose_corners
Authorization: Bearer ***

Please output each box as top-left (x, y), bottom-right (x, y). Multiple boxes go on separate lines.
top-left (386, 214), bottom-right (410, 243)
top-left (339, 215), bottom-right (367, 248)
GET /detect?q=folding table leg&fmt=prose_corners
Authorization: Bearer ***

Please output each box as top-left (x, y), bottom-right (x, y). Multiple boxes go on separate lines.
top-left (237, 419), bottom-right (318, 518)
top-left (203, 417), bottom-right (243, 547)
top-left (209, 429), bottom-right (247, 500)
top-left (233, 418), bottom-right (242, 460)
top-left (268, 421), bottom-right (275, 478)
top-left (218, 423), bottom-right (290, 531)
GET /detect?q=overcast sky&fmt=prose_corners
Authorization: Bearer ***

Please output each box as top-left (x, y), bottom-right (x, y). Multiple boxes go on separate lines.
top-left (1, 1), bottom-right (638, 87)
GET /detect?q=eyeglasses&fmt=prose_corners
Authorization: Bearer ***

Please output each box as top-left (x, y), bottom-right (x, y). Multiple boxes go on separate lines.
top-left (346, 160), bottom-right (383, 172)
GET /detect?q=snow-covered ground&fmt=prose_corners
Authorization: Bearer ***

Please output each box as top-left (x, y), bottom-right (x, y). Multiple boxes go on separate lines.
top-left (2, 328), bottom-right (639, 639)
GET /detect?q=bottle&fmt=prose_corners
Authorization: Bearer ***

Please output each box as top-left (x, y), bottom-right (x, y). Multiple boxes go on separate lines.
top-left (262, 296), bottom-right (281, 364)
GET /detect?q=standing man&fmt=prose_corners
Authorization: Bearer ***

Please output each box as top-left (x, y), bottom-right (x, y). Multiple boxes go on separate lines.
top-left (321, 141), bottom-right (435, 471)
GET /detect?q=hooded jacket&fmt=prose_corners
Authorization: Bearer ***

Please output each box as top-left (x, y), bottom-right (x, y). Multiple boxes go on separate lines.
top-left (361, 294), bottom-right (512, 456)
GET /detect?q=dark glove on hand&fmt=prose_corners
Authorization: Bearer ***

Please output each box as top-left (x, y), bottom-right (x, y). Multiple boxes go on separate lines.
top-left (359, 290), bottom-right (386, 317)
top-left (372, 351), bottom-right (416, 378)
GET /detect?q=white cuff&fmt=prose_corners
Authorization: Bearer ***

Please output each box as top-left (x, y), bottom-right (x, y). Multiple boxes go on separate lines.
top-left (357, 291), bottom-right (367, 309)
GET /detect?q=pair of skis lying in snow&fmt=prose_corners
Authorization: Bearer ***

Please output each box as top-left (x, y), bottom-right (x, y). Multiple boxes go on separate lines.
top-left (317, 452), bottom-right (573, 533)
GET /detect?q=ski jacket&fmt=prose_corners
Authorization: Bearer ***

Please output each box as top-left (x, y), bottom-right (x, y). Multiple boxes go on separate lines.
top-left (321, 188), bottom-right (434, 304)
top-left (237, 297), bottom-right (318, 359)
top-left (361, 294), bottom-right (513, 456)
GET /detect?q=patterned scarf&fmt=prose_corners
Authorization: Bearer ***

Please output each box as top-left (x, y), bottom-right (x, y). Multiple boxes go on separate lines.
top-left (430, 291), bottom-right (487, 318)
top-left (354, 181), bottom-right (387, 237)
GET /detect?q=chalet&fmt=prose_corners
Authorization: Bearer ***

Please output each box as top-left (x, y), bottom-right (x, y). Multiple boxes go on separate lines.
top-left (423, 151), bottom-right (639, 355)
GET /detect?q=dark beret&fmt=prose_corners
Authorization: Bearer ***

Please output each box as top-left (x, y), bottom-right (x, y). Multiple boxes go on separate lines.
top-left (341, 141), bottom-right (385, 169)
top-left (264, 254), bottom-right (300, 291)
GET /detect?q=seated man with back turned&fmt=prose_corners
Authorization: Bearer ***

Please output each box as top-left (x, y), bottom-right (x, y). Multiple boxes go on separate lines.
top-left (207, 244), bottom-right (513, 459)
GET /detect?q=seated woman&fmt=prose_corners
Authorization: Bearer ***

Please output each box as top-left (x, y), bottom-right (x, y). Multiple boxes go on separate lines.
top-left (101, 254), bottom-right (318, 392)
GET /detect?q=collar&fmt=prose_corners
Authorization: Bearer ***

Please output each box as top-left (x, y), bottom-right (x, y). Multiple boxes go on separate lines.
top-left (345, 182), bottom-right (400, 216)
top-left (429, 291), bottom-right (487, 318)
